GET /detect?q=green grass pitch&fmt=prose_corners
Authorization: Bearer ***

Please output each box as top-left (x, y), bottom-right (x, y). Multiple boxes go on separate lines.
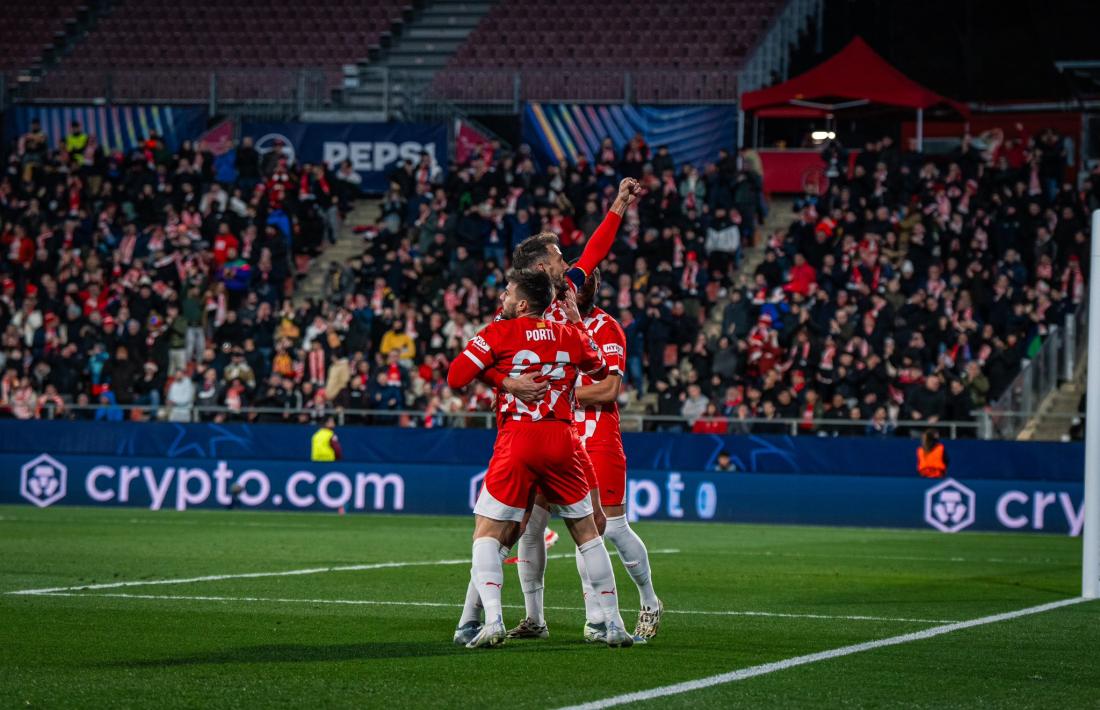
top-left (1, 505), bottom-right (1097, 708)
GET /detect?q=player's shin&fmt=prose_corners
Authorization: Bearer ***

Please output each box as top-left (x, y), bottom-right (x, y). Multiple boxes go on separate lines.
top-left (577, 536), bottom-right (626, 631)
top-left (471, 537), bottom-right (505, 623)
top-left (517, 505), bottom-right (549, 625)
top-left (604, 514), bottom-right (659, 609)
top-left (574, 544), bottom-right (602, 625)
top-left (458, 571), bottom-right (483, 626)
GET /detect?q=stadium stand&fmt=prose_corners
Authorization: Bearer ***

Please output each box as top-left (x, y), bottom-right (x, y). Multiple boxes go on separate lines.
top-left (0, 107), bottom-right (1092, 436)
top-left (450, 0), bottom-right (775, 68)
top-left (24, 0), bottom-right (409, 100)
top-left (0, 1), bottom-right (88, 81)
top-left (430, 0), bottom-right (781, 102)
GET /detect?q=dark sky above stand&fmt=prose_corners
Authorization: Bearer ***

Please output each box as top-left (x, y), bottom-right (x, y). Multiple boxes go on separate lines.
top-left (802, 0), bottom-right (1100, 102)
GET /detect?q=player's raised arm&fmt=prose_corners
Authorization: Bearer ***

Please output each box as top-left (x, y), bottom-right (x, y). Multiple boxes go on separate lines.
top-left (569, 178), bottom-right (642, 286)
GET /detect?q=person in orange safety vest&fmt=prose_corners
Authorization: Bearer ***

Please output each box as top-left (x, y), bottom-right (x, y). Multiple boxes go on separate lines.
top-left (917, 429), bottom-right (948, 478)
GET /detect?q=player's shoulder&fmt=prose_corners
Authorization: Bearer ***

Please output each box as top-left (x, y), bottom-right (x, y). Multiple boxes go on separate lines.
top-left (545, 319), bottom-right (585, 345)
top-left (545, 318), bottom-right (576, 338)
top-left (471, 318), bottom-right (508, 349)
top-left (591, 306), bottom-right (620, 324)
top-left (587, 307), bottom-right (626, 338)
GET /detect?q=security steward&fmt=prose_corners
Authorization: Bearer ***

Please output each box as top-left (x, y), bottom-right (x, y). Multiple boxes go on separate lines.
top-left (311, 416), bottom-right (343, 462)
top-left (916, 428), bottom-right (948, 478)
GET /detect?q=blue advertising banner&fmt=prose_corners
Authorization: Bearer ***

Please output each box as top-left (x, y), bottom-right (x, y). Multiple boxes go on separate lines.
top-left (523, 104), bottom-right (737, 169)
top-left (5, 104), bottom-right (208, 154)
top-left (0, 421), bottom-right (1081, 482)
top-left (240, 121), bottom-right (448, 192)
top-left (2, 453), bottom-right (1084, 535)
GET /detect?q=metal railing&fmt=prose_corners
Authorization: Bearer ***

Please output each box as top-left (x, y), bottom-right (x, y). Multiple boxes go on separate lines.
top-left (414, 68), bottom-right (741, 109)
top-left (987, 308), bottom-right (1087, 439)
top-left (15, 68), bottom-right (334, 115)
top-left (26, 403), bottom-right (982, 438)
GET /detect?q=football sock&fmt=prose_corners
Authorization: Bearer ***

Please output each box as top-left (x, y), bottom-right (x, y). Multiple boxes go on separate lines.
top-left (518, 505), bottom-right (549, 625)
top-left (459, 545), bottom-right (508, 626)
top-left (604, 514), bottom-right (659, 609)
top-left (574, 545), bottom-right (602, 625)
top-left (577, 536), bottom-right (626, 630)
top-left (471, 537), bottom-right (505, 623)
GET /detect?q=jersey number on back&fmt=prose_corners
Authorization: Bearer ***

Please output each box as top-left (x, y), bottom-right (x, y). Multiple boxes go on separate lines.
top-left (507, 349), bottom-right (570, 420)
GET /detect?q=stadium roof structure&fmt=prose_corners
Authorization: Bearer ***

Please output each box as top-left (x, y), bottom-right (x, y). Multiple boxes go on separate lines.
top-left (742, 37), bottom-right (970, 119)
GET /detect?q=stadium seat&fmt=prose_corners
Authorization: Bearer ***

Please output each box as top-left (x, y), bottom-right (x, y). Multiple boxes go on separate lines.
top-left (27, 0), bottom-right (407, 99)
top-left (433, 0), bottom-right (771, 100)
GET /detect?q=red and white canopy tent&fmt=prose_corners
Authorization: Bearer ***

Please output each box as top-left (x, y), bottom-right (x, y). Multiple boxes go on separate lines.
top-left (741, 37), bottom-right (969, 151)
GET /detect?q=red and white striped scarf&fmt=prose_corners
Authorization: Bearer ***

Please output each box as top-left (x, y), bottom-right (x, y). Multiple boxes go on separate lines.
top-left (308, 348), bottom-right (326, 385)
top-left (679, 260), bottom-right (698, 292)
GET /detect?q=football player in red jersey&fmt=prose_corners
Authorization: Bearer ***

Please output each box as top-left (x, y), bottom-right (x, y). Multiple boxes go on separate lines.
top-left (446, 269), bottom-right (635, 649)
top-left (488, 177), bottom-right (640, 390)
top-left (455, 179), bottom-right (642, 643)
top-left (507, 269), bottom-right (662, 644)
top-left (571, 269), bottom-right (662, 640)
top-left (512, 178), bottom-right (641, 302)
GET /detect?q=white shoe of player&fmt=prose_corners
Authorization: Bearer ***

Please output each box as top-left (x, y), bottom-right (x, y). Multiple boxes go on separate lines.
top-left (604, 620), bottom-right (634, 648)
top-left (633, 598), bottom-right (663, 639)
top-left (465, 618), bottom-right (507, 649)
top-left (453, 621), bottom-right (483, 646)
top-left (582, 621), bottom-right (606, 643)
top-left (544, 528), bottom-right (560, 550)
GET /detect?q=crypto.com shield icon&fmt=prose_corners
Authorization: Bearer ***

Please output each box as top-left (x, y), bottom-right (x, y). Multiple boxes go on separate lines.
top-left (924, 478), bottom-right (975, 533)
top-left (20, 454), bottom-right (67, 508)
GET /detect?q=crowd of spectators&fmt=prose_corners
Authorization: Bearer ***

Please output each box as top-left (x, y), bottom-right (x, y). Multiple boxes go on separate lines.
top-left (0, 117), bottom-right (1093, 439)
top-left (671, 126), bottom-right (1092, 437)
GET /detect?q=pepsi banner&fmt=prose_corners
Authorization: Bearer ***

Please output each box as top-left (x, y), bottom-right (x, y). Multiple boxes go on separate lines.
top-left (240, 121), bottom-right (447, 192)
top-left (2, 453), bottom-right (1084, 535)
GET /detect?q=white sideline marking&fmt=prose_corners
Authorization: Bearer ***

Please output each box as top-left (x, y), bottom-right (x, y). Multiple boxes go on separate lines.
top-left (26, 592), bottom-right (955, 624)
top-left (5, 549), bottom-right (681, 596)
top-left (556, 597), bottom-right (1091, 710)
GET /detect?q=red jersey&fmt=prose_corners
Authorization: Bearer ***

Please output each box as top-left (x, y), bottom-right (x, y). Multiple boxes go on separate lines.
top-left (449, 315), bottom-right (607, 424)
top-left (573, 307), bottom-right (626, 449)
top-left (213, 233), bottom-right (239, 267)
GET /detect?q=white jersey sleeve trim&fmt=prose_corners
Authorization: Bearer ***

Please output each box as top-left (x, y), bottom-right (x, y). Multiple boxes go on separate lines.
top-left (462, 350), bottom-right (487, 370)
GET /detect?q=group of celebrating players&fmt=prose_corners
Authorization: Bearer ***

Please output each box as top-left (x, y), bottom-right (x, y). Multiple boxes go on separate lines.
top-left (446, 178), bottom-right (662, 649)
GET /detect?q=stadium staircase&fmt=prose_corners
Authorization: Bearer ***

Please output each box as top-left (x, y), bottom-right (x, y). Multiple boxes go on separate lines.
top-left (1, 1), bottom-right (106, 92)
top-left (1017, 361), bottom-right (1086, 442)
top-left (342, 0), bottom-right (493, 117)
top-left (294, 199), bottom-right (381, 304)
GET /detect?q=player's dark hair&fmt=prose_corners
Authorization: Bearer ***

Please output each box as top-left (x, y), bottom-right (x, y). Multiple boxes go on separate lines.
top-left (511, 232), bottom-right (560, 270)
top-left (507, 268), bottom-right (554, 315)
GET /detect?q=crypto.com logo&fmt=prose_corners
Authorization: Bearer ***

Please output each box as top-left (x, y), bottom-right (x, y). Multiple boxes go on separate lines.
top-left (924, 478), bottom-right (975, 533)
top-left (20, 454), bottom-right (67, 508)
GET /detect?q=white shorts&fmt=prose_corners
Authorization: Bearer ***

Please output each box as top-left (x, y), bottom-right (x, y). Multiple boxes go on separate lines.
top-left (474, 486), bottom-right (593, 523)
